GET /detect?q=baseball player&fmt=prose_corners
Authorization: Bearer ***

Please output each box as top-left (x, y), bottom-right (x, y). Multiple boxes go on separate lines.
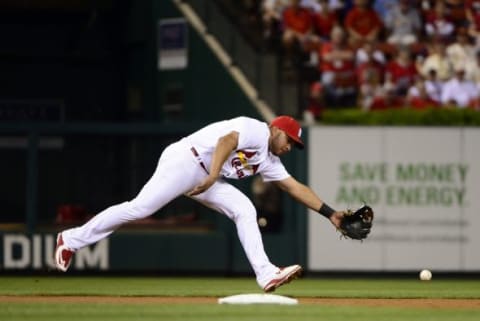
top-left (55, 115), bottom-right (345, 292)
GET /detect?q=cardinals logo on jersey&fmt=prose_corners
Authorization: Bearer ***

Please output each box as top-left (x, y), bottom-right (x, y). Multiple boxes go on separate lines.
top-left (231, 150), bottom-right (259, 178)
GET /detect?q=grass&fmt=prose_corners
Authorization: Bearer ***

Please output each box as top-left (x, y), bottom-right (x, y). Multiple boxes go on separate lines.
top-left (1, 276), bottom-right (480, 321)
top-left (2, 303), bottom-right (479, 321)
top-left (1, 276), bottom-right (480, 298)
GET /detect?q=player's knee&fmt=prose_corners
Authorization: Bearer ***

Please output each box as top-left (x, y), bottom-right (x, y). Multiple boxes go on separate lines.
top-left (232, 202), bottom-right (257, 224)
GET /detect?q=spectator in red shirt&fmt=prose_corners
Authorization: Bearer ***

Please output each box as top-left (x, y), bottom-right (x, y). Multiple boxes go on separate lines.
top-left (282, 0), bottom-right (320, 66)
top-left (311, 0), bottom-right (339, 40)
top-left (385, 46), bottom-right (418, 96)
top-left (344, 0), bottom-right (383, 47)
top-left (304, 81), bottom-right (325, 122)
top-left (318, 26), bottom-right (357, 107)
top-left (283, 0), bottom-right (312, 36)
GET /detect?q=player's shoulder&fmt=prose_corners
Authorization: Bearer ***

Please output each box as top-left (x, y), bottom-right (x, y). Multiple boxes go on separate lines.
top-left (228, 116), bottom-right (268, 130)
top-left (230, 116), bottom-right (265, 124)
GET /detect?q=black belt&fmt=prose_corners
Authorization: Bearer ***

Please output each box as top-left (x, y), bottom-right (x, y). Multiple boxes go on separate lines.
top-left (190, 147), bottom-right (209, 174)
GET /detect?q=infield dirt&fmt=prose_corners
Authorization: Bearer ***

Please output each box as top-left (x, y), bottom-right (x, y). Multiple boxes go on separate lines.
top-left (1, 296), bottom-right (479, 309)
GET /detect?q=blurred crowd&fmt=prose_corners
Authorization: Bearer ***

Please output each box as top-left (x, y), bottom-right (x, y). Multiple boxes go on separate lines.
top-left (253, 0), bottom-right (480, 120)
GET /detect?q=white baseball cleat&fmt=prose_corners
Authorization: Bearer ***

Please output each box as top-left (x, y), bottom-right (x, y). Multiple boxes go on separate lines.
top-left (263, 264), bottom-right (303, 293)
top-left (54, 233), bottom-right (75, 272)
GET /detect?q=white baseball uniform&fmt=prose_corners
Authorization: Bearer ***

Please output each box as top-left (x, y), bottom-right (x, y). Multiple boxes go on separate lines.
top-left (61, 117), bottom-right (291, 288)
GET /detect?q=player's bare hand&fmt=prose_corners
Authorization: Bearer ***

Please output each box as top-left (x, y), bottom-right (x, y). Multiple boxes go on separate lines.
top-left (329, 211), bottom-right (345, 229)
top-left (187, 176), bottom-right (217, 196)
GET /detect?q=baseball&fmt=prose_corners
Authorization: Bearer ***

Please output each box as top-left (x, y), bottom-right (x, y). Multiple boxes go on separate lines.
top-left (258, 217), bottom-right (268, 227)
top-left (419, 269), bottom-right (432, 281)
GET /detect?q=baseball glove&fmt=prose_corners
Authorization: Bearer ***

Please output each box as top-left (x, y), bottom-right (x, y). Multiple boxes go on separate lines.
top-left (339, 205), bottom-right (374, 240)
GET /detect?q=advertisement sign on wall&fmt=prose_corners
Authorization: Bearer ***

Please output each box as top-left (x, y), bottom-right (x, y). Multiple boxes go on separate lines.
top-left (308, 127), bottom-right (480, 271)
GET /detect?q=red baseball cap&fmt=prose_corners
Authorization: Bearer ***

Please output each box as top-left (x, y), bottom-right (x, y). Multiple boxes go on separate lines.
top-left (270, 115), bottom-right (304, 149)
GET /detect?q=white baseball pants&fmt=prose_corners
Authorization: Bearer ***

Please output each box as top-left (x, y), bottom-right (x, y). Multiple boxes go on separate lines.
top-left (61, 139), bottom-right (278, 288)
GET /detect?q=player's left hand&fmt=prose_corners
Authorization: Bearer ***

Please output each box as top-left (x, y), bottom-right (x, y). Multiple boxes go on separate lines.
top-left (329, 211), bottom-right (346, 229)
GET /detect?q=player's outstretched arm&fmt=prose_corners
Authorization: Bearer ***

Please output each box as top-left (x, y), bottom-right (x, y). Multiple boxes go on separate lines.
top-left (273, 176), bottom-right (344, 228)
top-left (274, 177), bottom-right (373, 239)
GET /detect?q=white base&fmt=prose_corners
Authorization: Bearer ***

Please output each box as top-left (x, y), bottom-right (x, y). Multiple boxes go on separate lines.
top-left (218, 293), bottom-right (298, 305)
